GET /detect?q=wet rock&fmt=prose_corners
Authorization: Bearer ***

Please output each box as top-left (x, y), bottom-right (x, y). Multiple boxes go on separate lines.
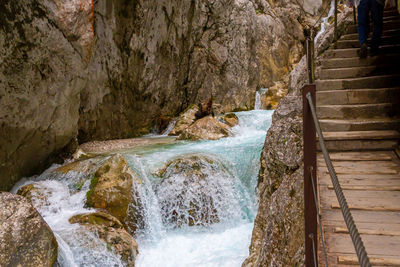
top-left (17, 183), bottom-right (51, 210)
top-left (221, 113), bottom-right (239, 127)
top-left (86, 154), bottom-right (143, 233)
top-left (69, 211), bottom-right (138, 266)
top-left (0, 192), bottom-right (58, 267)
top-left (169, 104), bottom-right (200, 136)
top-left (156, 155), bottom-right (233, 227)
top-left (178, 116), bottom-right (231, 141)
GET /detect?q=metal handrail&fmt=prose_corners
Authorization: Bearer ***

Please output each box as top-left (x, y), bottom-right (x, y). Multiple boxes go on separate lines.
top-left (305, 93), bottom-right (371, 267)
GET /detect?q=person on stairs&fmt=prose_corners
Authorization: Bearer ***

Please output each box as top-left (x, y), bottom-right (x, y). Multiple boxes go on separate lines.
top-left (348, 0), bottom-right (386, 58)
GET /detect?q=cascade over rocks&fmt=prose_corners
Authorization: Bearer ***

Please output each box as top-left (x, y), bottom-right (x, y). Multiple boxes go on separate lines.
top-left (86, 154), bottom-right (144, 234)
top-left (156, 154), bottom-right (234, 227)
top-left (0, 192), bottom-right (58, 267)
top-left (1, 0), bottom-right (328, 190)
top-left (69, 211), bottom-right (139, 267)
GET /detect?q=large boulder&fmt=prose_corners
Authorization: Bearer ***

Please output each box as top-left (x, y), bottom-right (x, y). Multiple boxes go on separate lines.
top-left (69, 211), bottom-right (138, 266)
top-left (0, 192), bottom-right (58, 267)
top-left (86, 154), bottom-right (143, 233)
top-left (156, 155), bottom-right (234, 227)
top-left (178, 116), bottom-right (231, 141)
top-left (169, 104), bottom-right (200, 136)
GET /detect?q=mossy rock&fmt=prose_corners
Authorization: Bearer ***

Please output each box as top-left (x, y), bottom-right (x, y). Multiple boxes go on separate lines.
top-left (85, 154), bottom-right (144, 234)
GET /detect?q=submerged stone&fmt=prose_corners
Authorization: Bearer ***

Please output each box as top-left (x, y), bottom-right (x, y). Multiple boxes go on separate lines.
top-left (69, 211), bottom-right (138, 266)
top-left (0, 192), bottom-right (58, 267)
top-left (156, 155), bottom-right (234, 227)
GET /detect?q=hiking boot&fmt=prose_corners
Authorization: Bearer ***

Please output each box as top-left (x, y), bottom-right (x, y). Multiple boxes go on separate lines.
top-left (358, 43), bottom-right (368, 59)
top-left (369, 48), bottom-right (379, 57)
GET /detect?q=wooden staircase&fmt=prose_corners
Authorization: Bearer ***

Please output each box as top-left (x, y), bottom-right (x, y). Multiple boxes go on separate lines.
top-left (315, 8), bottom-right (400, 267)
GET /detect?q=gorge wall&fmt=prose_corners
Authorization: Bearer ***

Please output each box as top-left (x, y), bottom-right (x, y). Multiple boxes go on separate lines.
top-left (0, 0), bottom-right (324, 189)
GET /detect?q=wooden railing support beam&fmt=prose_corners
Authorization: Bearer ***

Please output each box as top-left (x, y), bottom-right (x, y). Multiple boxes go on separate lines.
top-left (303, 84), bottom-right (318, 267)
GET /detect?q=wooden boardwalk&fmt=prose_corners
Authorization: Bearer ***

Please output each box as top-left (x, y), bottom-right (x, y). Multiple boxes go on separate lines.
top-left (315, 8), bottom-right (400, 267)
top-left (318, 151), bottom-right (400, 266)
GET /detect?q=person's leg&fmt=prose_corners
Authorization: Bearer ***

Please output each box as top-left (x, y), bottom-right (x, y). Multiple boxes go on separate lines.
top-left (370, 0), bottom-right (385, 54)
top-left (358, 0), bottom-right (370, 46)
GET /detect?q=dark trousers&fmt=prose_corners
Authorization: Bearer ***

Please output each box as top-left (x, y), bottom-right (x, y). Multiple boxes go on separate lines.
top-left (357, 0), bottom-right (385, 51)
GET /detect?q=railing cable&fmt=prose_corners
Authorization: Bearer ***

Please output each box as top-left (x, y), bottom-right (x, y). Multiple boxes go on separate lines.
top-left (305, 92), bottom-right (371, 267)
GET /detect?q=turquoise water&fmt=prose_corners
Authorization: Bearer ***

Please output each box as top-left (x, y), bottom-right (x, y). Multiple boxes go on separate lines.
top-left (11, 110), bottom-right (274, 267)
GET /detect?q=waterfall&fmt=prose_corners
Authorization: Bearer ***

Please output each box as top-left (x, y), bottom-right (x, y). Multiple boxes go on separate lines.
top-left (315, 0), bottom-right (336, 43)
top-left (161, 119), bottom-right (177, 136)
top-left (11, 110), bottom-right (274, 267)
top-left (254, 88), bottom-right (269, 110)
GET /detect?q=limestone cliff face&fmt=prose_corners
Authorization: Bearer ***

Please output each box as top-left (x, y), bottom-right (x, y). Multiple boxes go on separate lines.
top-left (1, 0), bottom-right (325, 190)
top-left (0, 0), bottom-right (92, 191)
top-left (243, 8), bottom-right (353, 266)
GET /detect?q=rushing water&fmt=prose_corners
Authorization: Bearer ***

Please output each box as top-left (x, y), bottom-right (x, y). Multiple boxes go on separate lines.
top-left (11, 109), bottom-right (274, 267)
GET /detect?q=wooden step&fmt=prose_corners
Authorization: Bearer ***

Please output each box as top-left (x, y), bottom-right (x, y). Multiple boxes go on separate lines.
top-left (322, 44), bottom-right (400, 58)
top-left (317, 65), bottom-right (399, 79)
top-left (319, 151), bottom-right (394, 161)
top-left (384, 9), bottom-right (400, 17)
top-left (320, 130), bottom-right (400, 140)
top-left (317, 103), bottom-right (398, 119)
top-left (338, 255), bottom-right (400, 266)
top-left (316, 130), bottom-right (400, 151)
top-left (316, 74), bottom-right (400, 91)
top-left (322, 209), bottom-right (400, 224)
top-left (320, 118), bottom-right (400, 132)
top-left (317, 88), bottom-right (400, 105)
top-left (320, 53), bottom-right (400, 68)
top-left (335, 35), bottom-right (400, 49)
top-left (341, 28), bottom-right (400, 40)
top-left (346, 20), bottom-right (400, 34)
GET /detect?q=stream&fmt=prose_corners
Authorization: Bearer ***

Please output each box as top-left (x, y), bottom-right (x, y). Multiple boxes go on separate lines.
top-left (11, 109), bottom-right (274, 267)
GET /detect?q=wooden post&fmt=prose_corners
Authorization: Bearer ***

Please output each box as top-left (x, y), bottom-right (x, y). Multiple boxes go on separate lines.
top-left (353, 6), bottom-right (357, 25)
top-left (303, 84), bottom-right (317, 267)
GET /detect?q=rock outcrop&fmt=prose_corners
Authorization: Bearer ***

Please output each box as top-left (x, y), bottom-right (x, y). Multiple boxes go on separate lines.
top-left (0, 192), bottom-right (58, 267)
top-left (69, 211), bottom-right (138, 266)
top-left (243, 7), bottom-right (353, 266)
top-left (1, 0), bottom-right (328, 191)
top-left (178, 116), bottom-right (232, 141)
top-left (86, 154), bottom-right (143, 232)
top-left (169, 104), bottom-right (200, 136)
